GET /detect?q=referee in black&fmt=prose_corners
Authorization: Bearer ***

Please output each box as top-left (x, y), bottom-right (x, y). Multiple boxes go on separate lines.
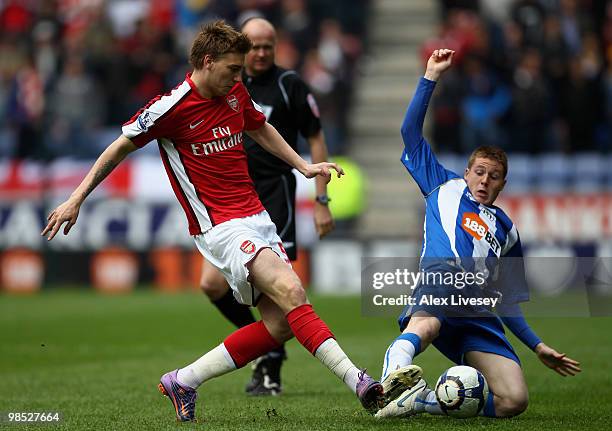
top-left (199, 17), bottom-right (335, 396)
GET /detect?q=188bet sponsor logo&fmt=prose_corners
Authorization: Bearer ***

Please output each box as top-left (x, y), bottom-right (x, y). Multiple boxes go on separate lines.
top-left (462, 213), bottom-right (501, 255)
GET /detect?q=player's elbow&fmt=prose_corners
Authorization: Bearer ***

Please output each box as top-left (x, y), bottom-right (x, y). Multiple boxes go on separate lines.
top-left (399, 122), bottom-right (412, 141)
top-left (399, 124), bottom-right (421, 152)
top-left (496, 392), bottom-right (528, 418)
top-left (113, 134), bottom-right (138, 156)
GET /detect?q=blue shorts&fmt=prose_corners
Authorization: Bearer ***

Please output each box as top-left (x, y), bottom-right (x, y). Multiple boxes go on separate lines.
top-left (398, 286), bottom-right (520, 366)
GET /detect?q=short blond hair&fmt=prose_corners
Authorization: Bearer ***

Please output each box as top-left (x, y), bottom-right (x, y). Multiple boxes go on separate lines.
top-left (190, 20), bottom-right (252, 69)
top-left (467, 146), bottom-right (508, 178)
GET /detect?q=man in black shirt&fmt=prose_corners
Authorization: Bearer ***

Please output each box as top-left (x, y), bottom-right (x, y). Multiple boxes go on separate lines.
top-left (199, 17), bottom-right (335, 396)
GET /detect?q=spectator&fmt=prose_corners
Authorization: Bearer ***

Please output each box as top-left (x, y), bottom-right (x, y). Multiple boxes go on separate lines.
top-left (540, 14), bottom-right (570, 94)
top-left (559, 56), bottom-right (602, 152)
top-left (45, 55), bottom-right (104, 158)
top-left (426, 0), bottom-right (607, 153)
top-left (0, 1), bottom-right (370, 159)
top-left (7, 56), bottom-right (45, 159)
top-left (460, 54), bottom-right (511, 151)
top-left (302, 49), bottom-right (344, 153)
top-left (509, 49), bottom-right (553, 152)
top-left (430, 68), bottom-right (464, 153)
top-left (280, 0), bottom-right (316, 53)
top-left (603, 51), bottom-right (612, 151)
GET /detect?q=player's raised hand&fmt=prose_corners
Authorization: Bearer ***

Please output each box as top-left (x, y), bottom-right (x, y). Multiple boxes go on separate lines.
top-left (424, 49), bottom-right (455, 82)
top-left (301, 162), bottom-right (344, 183)
top-left (41, 198), bottom-right (81, 241)
top-left (535, 343), bottom-right (581, 377)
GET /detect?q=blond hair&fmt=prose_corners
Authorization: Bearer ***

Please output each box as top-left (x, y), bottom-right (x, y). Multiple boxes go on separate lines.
top-left (190, 20), bottom-right (252, 69)
top-left (467, 146), bottom-right (508, 178)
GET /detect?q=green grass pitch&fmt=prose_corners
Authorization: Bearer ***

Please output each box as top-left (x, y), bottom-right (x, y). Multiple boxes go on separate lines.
top-left (1, 290), bottom-right (610, 430)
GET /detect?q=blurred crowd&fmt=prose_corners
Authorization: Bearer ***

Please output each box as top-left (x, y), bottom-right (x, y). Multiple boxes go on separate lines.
top-left (0, 0), bottom-right (369, 160)
top-left (2, 0), bottom-right (609, 160)
top-left (426, 0), bottom-right (611, 153)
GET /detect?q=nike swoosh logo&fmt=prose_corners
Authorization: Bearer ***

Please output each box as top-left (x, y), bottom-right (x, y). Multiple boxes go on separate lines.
top-left (396, 385), bottom-right (422, 408)
top-left (189, 119), bottom-right (204, 129)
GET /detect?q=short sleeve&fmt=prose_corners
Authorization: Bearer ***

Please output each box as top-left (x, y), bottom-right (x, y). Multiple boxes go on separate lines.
top-left (121, 108), bottom-right (161, 147)
top-left (287, 75), bottom-right (322, 138)
top-left (121, 80), bottom-right (190, 147)
top-left (241, 84), bottom-right (266, 131)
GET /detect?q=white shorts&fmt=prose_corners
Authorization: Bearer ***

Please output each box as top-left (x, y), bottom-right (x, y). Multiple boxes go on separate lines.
top-left (193, 210), bottom-right (291, 306)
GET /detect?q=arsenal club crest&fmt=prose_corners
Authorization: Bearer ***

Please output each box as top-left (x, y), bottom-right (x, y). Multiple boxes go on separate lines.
top-left (240, 240), bottom-right (256, 254)
top-left (226, 94), bottom-right (240, 112)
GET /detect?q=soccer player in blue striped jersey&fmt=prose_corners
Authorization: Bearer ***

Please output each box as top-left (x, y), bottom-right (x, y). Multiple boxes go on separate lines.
top-left (376, 49), bottom-right (581, 419)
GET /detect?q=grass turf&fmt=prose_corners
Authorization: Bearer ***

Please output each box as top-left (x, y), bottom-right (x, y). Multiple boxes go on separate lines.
top-left (0, 289), bottom-right (609, 430)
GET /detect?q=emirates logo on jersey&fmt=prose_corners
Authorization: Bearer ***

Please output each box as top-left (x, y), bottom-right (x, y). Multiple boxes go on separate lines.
top-left (240, 240), bottom-right (256, 254)
top-left (226, 95), bottom-right (240, 112)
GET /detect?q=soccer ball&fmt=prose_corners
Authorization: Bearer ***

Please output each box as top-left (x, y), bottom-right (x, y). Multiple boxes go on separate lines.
top-left (435, 365), bottom-right (489, 418)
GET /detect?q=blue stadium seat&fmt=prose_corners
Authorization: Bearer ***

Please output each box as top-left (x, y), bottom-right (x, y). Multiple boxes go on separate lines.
top-left (606, 155), bottom-right (612, 191)
top-left (571, 152), bottom-right (605, 193)
top-left (505, 153), bottom-right (535, 193)
top-left (536, 154), bottom-right (571, 193)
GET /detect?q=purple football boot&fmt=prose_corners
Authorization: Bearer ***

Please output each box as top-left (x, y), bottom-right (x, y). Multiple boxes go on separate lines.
top-left (356, 370), bottom-right (384, 414)
top-left (158, 369), bottom-right (198, 422)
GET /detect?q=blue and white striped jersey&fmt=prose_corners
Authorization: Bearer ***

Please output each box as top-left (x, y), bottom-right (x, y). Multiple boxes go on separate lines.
top-left (401, 78), bottom-right (527, 301)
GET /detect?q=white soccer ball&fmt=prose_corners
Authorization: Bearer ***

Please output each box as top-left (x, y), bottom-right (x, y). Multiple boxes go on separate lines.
top-left (435, 365), bottom-right (489, 418)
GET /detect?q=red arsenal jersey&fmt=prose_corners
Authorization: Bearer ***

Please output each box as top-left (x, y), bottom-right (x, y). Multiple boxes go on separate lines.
top-left (122, 74), bottom-right (266, 235)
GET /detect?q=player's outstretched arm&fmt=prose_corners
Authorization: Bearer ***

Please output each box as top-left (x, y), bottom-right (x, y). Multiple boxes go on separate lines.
top-left (41, 135), bottom-right (138, 241)
top-left (534, 342), bottom-right (582, 377)
top-left (246, 122), bottom-right (344, 183)
top-left (498, 302), bottom-right (581, 377)
top-left (399, 48), bottom-right (459, 195)
top-left (402, 49), bottom-right (455, 147)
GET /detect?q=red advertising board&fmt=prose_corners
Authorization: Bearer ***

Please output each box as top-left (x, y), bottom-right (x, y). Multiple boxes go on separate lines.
top-left (498, 194), bottom-right (612, 242)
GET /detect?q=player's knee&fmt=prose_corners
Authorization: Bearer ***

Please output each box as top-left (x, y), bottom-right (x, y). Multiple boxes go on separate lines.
top-left (496, 392), bottom-right (528, 417)
top-left (199, 276), bottom-right (226, 300)
top-left (406, 316), bottom-right (440, 344)
top-left (422, 323), bottom-right (440, 343)
top-left (272, 272), bottom-right (306, 309)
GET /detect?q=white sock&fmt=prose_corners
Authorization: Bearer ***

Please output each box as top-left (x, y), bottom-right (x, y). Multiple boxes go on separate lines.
top-left (381, 338), bottom-right (417, 381)
top-left (314, 338), bottom-right (361, 393)
top-left (176, 343), bottom-right (236, 389)
top-left (414, 388), bottom-right (444, 415)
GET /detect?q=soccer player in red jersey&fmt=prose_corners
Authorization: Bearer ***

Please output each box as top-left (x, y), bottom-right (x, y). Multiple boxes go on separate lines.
top-left (199, 17), bottom-right (335, 396)
top-left (41, 20), bottom-right (382, 422)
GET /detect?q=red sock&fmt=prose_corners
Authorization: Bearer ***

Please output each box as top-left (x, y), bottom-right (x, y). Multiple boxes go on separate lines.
top-left (223, 321), bottom-right (281, 368)
top-left (286, 304), bottom-right (335, 355)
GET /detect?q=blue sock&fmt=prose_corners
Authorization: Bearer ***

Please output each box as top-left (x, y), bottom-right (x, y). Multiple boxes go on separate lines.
top-left (381, 332), bottom-right (421, 381)
top-left (481, 391), bottom-right (496, 417)
top-left (397, 333), bottom-right (421, 354)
